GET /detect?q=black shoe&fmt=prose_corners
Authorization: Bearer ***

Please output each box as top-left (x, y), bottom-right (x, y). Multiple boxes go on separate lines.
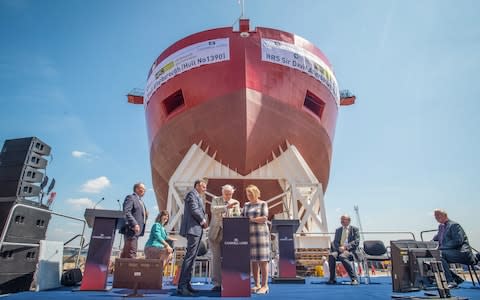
top-left (177, 286), bottom-right (195, 296)
top-left (351, 279), bottom-right (359, 285)
top-left (454, 277), bottom-right (465, 285)
top-left (326, 279), bottom-right (337, 285)
top-left (211, 286), bottom-right (221, 292)
top-left (187, 284), bottom-right (199, 293)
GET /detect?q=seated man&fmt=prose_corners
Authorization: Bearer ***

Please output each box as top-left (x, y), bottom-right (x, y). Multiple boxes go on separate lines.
top-left (433, 209), bottom-right (476, 288)
top-left (327, 214), bottom-right (359, 285)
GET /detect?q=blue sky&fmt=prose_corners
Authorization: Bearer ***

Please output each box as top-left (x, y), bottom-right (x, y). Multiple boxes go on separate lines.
top-left (1, 0), bottom-right (479, 249)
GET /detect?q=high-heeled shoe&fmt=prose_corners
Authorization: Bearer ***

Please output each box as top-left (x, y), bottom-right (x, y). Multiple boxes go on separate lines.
top-left (256, 286), bottom-right (269, 294)
top-left (251, 285), bottom-right (261, 293)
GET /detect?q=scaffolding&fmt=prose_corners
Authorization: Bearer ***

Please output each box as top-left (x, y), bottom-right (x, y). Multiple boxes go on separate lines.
top-left (163, 141), bottom-right (330, 248)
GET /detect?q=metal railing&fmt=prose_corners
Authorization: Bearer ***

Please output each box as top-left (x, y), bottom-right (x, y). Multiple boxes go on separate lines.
top-left (294, 230), bottom-right (416, 241)
top-left (0, 203), bottom-right (87, 268)
top-left (420, 229), bottom-right (437, 241)
top-left (292, 230), bottom-right (416, 283)
top-left (63, 234), bottom-right (88, 266)
top-left (64, 234), bottom-right (86, 247)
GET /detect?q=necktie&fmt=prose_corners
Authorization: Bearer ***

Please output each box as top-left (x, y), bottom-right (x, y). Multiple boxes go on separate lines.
top-left (139, 198), bottom-right (147, 224)
top-left (438, 224), bottom-right (445, 246)
top-left (223, 200), bottom-right (229, 218)
top-left (340, 227), bottom-right (348, 245)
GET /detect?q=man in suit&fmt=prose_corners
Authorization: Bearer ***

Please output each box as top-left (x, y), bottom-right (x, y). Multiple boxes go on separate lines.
top-left (177, 179), bottom-right (209, 296)
top-left (433, 209), bottom-right (476, 288)
top-left (208, 184), bottom-right (240, 292)
top-left (120, 182), bottom-right (148, 258)
top-left (327, 214), bottom-right (360, 285)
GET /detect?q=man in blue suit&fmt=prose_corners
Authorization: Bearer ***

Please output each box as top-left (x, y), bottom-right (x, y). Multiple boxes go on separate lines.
top-left (327, 214), bottom-right (360, 285)
top-left (120, 182), bottom-right (148, 258)
top-left (177, 179), bottom-right (208, 296)
top-left (433, 209), bottom-right (476, 288)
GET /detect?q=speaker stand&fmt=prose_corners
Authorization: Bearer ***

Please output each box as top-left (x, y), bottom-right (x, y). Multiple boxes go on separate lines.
top-left (125, 281), bottom-right (143, 298)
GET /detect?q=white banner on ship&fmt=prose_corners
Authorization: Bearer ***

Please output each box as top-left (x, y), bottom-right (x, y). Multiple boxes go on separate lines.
top-left (145, 38), bottom-right (230, 104)
top-left (261, 38), bottom-right (339, 105)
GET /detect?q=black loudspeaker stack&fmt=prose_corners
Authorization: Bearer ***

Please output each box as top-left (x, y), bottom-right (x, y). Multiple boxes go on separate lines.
top-left (0, 137), bottom-right (52, 294)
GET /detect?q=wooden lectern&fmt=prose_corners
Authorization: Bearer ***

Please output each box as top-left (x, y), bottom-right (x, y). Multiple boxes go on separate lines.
top-left (80, 209), bottom-right (124, 291)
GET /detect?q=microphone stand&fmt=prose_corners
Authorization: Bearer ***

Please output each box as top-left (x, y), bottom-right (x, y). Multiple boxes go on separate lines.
top-left (93, 197), bottom-right (105, 209)
top-left (116, 199), bottom-right (122, 211)
top-left (117, 199), bottom-right (123, 255)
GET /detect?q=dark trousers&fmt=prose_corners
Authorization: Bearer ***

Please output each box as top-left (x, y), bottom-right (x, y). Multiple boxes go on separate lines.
top-left (329, 251), bottom-right (357, 281)
top-left (121, 236), bottom-right (138, 258)
top-left (440, 249), bottom-right (474, 282)
top-left (178, 233), bottom-right (203, 289)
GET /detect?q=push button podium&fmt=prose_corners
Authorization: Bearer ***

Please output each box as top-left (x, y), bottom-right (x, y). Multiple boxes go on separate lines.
top-left (221, 217), bottom-right (251, 297)
top-left (271, 219), bottom-right (305, 283)
top-left (80, 209), bottom-right (125, 291)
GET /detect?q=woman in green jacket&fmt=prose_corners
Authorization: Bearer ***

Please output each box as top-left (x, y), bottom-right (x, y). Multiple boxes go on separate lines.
top-left (145, 210), bottom-right (174, 266)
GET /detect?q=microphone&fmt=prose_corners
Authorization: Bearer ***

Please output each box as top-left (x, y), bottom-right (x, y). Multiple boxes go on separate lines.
top-left (93, 197), bottom-right (105, 209)
top-left (117, 199), bottom-right (122, 211)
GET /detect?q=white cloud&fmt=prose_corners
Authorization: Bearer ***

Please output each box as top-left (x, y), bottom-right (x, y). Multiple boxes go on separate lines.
top-left (54, 228), bottom-right (75, 235)
top-left (47, 227), bottom-right (80, 242)
top-left (72, 150), bottom-right (97, 161)
top-left (81, 176), bottom-right (111, 193)
top-left (66, 197), bottom-right (98, 210)
top-left (66, 221), bottom-right (82, 227)
top-left (72, 150), bottom-right (88, 158)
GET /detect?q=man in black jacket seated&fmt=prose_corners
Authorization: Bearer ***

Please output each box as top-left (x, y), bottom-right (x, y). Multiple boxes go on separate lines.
top-left (327, 214), bottom-right (360, 285)
top-left (433, 209), bottom-right (476, 288)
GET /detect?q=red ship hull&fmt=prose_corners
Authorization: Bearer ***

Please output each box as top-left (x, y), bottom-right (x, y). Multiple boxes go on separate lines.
top-left (144, 24), bottom-right (339, 214)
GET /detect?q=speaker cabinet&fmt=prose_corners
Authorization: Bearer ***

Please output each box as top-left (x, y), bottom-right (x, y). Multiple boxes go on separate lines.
top-left (0, 181), bottom-right (42, 198)
top-left (0, 244), bottom-right (39, 294)
top-left (0, 165), bottom-right (44, 183)
top-left (0, 272), bottom-right (34, 294)
top-left (0, 245), bottom-right (38, 274)
top-left (0, 137), bottom-right (50, 198)
top-left (61, 268), bottom-right (83, 286)
top-left (0, 150), bottom-right (48, 169)
top-left (0, 137), bottom-right (52, 295)
top-left (0, 198), bottom-right (51, 244)
top-left (0, 137), bottom-right (51, 157)
top-left (0, 199), bottom-right (51, 294)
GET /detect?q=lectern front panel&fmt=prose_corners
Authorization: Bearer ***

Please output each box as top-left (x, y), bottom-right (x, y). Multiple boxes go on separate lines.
top-left (277, 226), bottom-right (296, 278)
top-left (222, 217), bottom-right (250, 297)
top-left (80, 217), bottom-right (117, 290)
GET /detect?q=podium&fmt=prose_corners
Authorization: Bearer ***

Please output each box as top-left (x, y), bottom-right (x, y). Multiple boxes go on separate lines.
top-left (271, 219), bottom-right (305, 283)
top-left (80, 209), bottom-right (125, 291)
top-left (221, 217), bottom-right (251, 297)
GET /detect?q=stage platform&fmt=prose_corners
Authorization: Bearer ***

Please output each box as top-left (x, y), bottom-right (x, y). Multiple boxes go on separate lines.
top-left (1, 276), bottom-right (479, 299)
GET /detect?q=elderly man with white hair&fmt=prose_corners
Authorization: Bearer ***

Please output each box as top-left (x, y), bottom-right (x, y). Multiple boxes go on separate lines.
top-left (433, 208), bottom-right (476, 288)
top-left (208, 184), bottom-right (241, 292)
top-left (327, 214), bottom-right (360, 285)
